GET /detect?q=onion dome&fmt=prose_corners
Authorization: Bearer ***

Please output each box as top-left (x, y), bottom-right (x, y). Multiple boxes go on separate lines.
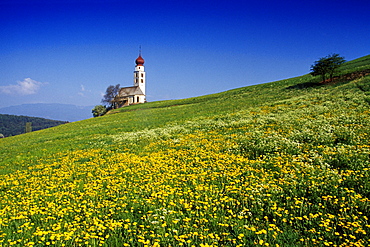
top-left (135, 55), bottom-right (145, 66)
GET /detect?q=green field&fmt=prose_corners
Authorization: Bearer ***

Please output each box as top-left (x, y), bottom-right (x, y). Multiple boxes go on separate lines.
top-left (0, 55), bottom-right (369, 246)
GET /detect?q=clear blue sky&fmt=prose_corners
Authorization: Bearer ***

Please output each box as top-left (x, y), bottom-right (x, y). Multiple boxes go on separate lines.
top-left (0, 0), bottom-right (369, 108)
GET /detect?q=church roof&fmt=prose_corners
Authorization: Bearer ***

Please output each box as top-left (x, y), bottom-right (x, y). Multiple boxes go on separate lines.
top-left (118, 86), bottom-right (144, 97)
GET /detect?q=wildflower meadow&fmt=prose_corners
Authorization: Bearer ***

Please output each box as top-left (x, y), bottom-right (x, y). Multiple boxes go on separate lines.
top-left (0, 55), bottom-right (369, 246)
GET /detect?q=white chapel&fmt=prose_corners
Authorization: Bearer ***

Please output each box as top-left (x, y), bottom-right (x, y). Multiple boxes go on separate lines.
top-left (114, 53), bottom-right (146, 107)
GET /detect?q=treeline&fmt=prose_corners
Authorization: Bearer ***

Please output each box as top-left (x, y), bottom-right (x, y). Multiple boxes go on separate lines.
top-left (0, 114), bottom-right (68, 137)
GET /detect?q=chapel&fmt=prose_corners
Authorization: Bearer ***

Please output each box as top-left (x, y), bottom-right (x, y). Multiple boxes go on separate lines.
top-left (114, 53), bottom-right (146, 107)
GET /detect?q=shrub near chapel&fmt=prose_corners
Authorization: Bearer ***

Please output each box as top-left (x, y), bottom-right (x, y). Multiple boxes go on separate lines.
top-left (92, 105), bottom-right (107, 117)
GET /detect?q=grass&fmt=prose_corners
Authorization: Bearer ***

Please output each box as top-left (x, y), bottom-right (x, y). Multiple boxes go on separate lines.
top-left (0, 54), bottom-right (369, 246)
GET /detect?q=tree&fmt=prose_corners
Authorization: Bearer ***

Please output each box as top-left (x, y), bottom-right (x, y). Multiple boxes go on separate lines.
top-left (92, 105), bottom-right (107, 117)
top-left (310, 54), bottom-right (345, 82)
top-left (102, 84), bottom-right (120, 109)
top-left (25, 122), bottom-right (32, 133)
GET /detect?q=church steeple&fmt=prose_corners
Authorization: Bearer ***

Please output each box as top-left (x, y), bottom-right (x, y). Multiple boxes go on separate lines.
top-left (134, 48), bottom-right (146, 99)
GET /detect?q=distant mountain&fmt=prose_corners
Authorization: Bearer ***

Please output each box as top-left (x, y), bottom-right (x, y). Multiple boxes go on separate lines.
top-left (0, 114), bottom-right (68, 137)
top-left (0, 103), bottom-right (94, 122)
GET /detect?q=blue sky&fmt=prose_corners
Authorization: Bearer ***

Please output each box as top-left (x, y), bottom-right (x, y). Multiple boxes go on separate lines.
top-left (0, 0), bottom-right (369, 108)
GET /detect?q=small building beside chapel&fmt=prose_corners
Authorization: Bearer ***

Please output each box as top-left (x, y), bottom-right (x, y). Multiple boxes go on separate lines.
top-left (114, 53), bottom-right (146, 107)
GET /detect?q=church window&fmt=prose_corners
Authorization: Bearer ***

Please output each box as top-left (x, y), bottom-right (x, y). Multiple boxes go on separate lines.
top-left (141, 79), bottom-right (143, 83)
top-left (141, 73), bottom-right (143, 77)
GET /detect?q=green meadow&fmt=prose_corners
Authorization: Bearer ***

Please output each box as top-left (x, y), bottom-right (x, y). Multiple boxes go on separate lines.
top-left (0, 55), bottom-right (369, 246)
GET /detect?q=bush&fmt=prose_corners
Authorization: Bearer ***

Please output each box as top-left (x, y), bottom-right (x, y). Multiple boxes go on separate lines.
top-left (92, 105), bottom-right (107, 117)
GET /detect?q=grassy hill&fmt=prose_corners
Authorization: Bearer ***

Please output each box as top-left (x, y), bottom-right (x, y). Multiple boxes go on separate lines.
top-left (0, 114), bottom-right (68, 137)
top-left (0, 55), bottom-right (369, 246)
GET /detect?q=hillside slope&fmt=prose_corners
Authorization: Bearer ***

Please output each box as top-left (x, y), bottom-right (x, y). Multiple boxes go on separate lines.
top-left (0, 55), bottom-right (369, 246)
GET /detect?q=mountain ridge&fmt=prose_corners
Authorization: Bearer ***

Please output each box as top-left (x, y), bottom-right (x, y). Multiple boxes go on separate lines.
top-left (0, 103), bottom-right (94, 122)
top-left (0, 113), bottom-right (68, 137)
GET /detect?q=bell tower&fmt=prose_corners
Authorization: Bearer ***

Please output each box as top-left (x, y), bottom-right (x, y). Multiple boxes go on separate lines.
top-left (134, 49), bottom-right (146, 99)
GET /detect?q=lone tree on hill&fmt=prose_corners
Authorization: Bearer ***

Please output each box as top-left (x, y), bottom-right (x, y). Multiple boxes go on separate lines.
top-left (310, 54), bottom-right (345, 82)
top-left (102, 84), bottom-right (120, 109)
